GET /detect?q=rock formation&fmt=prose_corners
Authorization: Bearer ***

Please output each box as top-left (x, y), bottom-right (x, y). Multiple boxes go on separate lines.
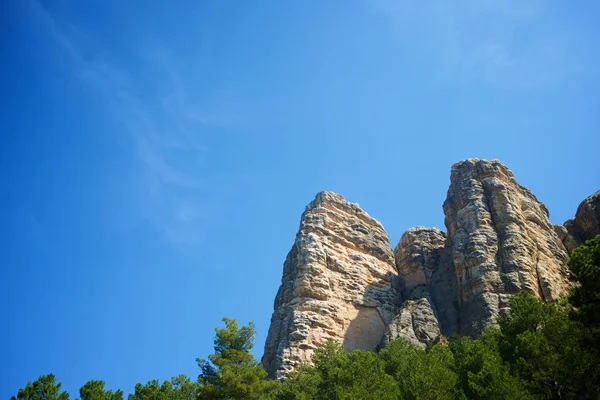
top-left (379, 297), bottom-right (440, 350)
top-left (554, 191), bottom-right (600, 253)
top-left (443, 159), bottom-right (570, 336)
top-left (261, 191), bottom-right (400, 379)
top-left (564, 191), bottom-right (600, 247)
top-left (379, 227), bottom-right (457, 348)
top-left (263, 159), bottom-right (595, 377)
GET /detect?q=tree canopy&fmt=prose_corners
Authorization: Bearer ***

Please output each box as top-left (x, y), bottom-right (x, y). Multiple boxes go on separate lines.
top-left (12, 234), bottom-right (600, 400)
top-left (196, 317), bottom-right (277, 399)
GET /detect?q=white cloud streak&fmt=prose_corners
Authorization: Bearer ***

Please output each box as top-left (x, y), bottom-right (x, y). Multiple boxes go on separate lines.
top-left (368, 0), bottom-right (589, 89)
top-left (26, 0), bottom-right (214, 248)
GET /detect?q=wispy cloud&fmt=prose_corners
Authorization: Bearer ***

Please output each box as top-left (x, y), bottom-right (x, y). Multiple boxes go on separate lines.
top-left (156, 56), bottom-right (253, 139)
top-left (25, 0), bottom-right (224, 248)
top-left (368, 0), bottom-right (590, 89)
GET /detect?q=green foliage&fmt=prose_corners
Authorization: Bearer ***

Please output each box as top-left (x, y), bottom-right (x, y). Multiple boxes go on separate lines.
top-left (268, 340), bottom-right (398, 400)
top-left (128, 376), bottom-right (196, 400)
top-left (379, 339), bottom-right (459, 400)
top-left (314, 341), bottom-right (399, 400)
top-left (80, 380), bottom-right (123, 400)
top-left (449, 331), bottom-right (532, 400)
top-left (263, 366), bottom-right (321, 400)
top-left (196, 317), bottom-right (277, 400)
top-left (569, 234), bottom-right (600, 327)
top-left (496, 292), bottom-right (583, 398)
top-left (11, 374), bottom-right (70, 400)
top-left (11, 235), bottom-right (600, 400)
top-left (567, 233), bottom-right (600, 398)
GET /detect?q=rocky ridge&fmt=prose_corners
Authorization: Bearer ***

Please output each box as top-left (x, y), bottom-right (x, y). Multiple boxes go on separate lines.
top-left (262, 159), bottom-right (599, 378)
top-left (262, 191), bottom-right (400, 379)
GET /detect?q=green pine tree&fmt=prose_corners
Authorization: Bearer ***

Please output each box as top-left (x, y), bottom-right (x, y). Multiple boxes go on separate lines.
top-left (379, 339), bottom-right (461, 400)
top-left (79, 380), bottom-right (123, 400)
top-left (196, 317), bottom-right (277, 399)
top-left (128, 375), bottom-right (196, 400)
top-left (11, 374), bottom-right (70, 400)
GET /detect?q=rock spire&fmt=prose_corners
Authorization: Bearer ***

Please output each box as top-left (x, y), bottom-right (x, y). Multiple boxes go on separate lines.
top-left (262, 191), bottom-right (400, 379)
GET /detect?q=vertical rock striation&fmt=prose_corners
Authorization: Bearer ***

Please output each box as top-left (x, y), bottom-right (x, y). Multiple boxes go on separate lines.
top-left (263, 159), bottom-right (592, 377)
top-left (261, 191), bottom-right (400, 379)
top-left (443, 159), bottom-right (570, 336)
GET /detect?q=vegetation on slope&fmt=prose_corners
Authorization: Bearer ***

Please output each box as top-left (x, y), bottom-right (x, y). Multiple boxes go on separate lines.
top-left (12, 235), bottom-right (600, 400)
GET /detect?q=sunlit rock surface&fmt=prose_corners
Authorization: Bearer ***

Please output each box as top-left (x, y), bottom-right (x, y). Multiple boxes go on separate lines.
top-left (263, 159), bottom-right (595, 377)
top-left (443, 159), bottom-right (570, 336)
top-left (261, 191), bottom-right (400, 379)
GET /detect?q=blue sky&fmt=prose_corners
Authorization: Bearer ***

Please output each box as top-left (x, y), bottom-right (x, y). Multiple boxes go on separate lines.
top-left (2, 0), bottom-right (599, 397)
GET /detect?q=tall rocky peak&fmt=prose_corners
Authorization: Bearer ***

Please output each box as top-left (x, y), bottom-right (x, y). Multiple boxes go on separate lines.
top-left (262, 191), bottom-right (400, 379)
top-left (263, 160), bottom-right (596, 378)
top-left (443, 159), bottom-right (570, 336)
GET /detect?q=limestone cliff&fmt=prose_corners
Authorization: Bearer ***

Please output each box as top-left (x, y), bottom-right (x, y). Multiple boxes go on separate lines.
top-left (263, 159), bottom-right (595, 377)
top-left (261, 191), bottom-right (400, 379)
top-left (443, 159), bottom-right (570, 336)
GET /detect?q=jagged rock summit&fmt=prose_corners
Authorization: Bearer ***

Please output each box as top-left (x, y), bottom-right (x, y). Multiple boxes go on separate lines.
top-left (262, 191), bottom-right (400, 379)
top-left (262, 159), bottom-right (598, 378)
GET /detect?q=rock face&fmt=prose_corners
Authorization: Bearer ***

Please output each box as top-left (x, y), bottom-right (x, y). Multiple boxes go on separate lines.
top-left (443, 159), bottom-right (570, 336)
top-left (263, 159), bottom-right (592, 377)
top-left (261, 191), bottom-right (400, 379)
top-left (564, 191), bottom-right (600, 247)
top-left (380, 297), bottom-right (440, 350)
top-left (383, 227), bottom-right (457, 347)
top-left (554, 224), bottom-right (579, 253)
top-left (394, 227), bottom-right (448, 302)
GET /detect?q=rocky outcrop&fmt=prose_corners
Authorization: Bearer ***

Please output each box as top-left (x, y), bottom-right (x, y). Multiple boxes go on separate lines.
top-left (564, 191), bottom-right (600, 247)
top-left (554, 224), bottom-right (579, 253)
top-left (394, 227), bottom-right (447, 301)
top-left (443, 159), bottom-right (570, 336)
top-left (261, 191), bottom-right (400, 379)
top-left (391, 227), bottom-right (458, 340)
top-left (380, 298), bottom-right (440, 349)
top-left (263, 159), bottom-right (592, 377)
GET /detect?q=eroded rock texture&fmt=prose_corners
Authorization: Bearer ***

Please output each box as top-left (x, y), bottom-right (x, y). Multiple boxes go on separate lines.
top-left (443, 159), bottom-right (571, 336)
top-left (554, 224), bottom-right (579, 253)
top-left (261, 191), bottom-right (400, 379)
top-left (396, 227), bottom-right (459, 335)
top-left (383, 227), bottom-right (457, 347)
top-left (263, 159), bottom-right (591, 377)
top-left (564, 190), bottom-right (600, 247)
top-left (394, 227), bottom-right (447, 302)
top-left (380, 298), bottom-right (440, 349)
